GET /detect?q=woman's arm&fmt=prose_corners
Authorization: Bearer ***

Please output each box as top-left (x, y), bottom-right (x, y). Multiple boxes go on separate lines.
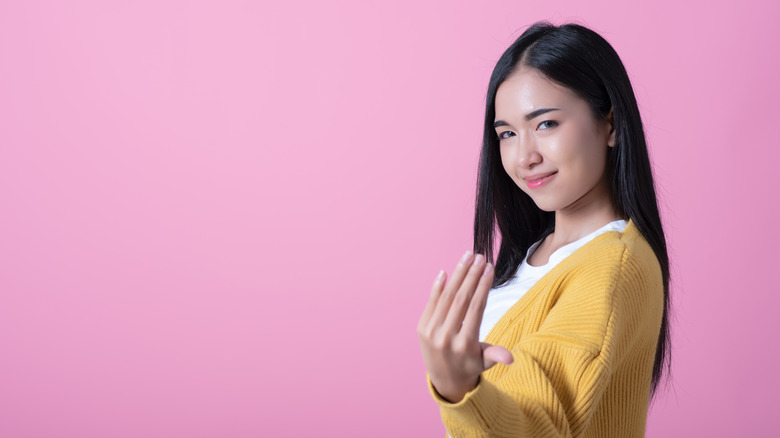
top-left (422, 243), bottom-right (663, 437)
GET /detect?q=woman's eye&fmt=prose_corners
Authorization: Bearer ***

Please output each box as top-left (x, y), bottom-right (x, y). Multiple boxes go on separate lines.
top-left (537, 120), bottom-right (559, 130)
top-left (498, 131), bottom-right (515, 140)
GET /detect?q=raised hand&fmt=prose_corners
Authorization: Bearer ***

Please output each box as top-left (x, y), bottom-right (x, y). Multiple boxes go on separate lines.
top-left (417, 251), bottom-right (514, 403)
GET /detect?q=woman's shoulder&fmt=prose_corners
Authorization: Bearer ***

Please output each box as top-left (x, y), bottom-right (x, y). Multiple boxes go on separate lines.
top-left (547, 219), bottom-right (663, 328)
top-left (523, 219), bottom-right (663, 356)
top-left (577, 219), bottom-right (658, 269)
top-left (563, 219), bottom-right (662, 296)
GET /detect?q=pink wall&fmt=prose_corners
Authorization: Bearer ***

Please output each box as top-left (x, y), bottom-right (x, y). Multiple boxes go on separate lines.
top-left (1, 1), bottom-right (778, 436)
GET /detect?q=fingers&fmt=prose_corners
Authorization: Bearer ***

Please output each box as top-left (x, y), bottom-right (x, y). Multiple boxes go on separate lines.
top-left (460, 261), bottom-right (494, 337)
top-left (481, 343), bottom-right (514, 370)
top-left (441, 254), bottom-right (489, 333)
top-left (427, 250), bottom-right (475, 329)
top-left (418, 270), bottom-right (446, 329)
top-left (417, 252), bottom-right (497, 402)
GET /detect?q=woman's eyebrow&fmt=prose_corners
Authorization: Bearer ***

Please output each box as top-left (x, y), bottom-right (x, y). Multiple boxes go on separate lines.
top-left (493, 107), bottom-right (560, 128)
top-left (524, 107), bottom-right (560, 120)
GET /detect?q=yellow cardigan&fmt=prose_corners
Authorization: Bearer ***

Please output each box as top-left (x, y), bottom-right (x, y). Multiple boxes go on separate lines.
top-left (427, 219), bottom-right (664, 437)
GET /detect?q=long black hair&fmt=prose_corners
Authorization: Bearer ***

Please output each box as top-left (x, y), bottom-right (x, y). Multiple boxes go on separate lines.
top-left (473, 21), bottom-right (671, 399)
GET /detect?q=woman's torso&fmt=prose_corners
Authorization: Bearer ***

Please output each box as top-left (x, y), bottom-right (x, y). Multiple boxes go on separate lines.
top-left (479, 219), bottom-right (628, 343)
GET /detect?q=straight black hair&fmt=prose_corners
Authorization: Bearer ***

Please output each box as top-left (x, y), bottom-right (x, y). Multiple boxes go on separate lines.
top-left (473, 21), bottom-right (671, 400)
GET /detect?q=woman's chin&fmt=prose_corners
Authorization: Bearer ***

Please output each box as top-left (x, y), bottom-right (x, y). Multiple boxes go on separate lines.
top-left (529, 200), bottom-right (557, 212)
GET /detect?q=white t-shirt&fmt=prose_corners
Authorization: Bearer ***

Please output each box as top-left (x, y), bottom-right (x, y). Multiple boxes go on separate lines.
top-left (478, 220), bottom-right (628, 343)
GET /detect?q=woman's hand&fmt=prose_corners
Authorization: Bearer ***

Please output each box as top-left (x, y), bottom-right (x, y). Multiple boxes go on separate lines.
top-left (417, 251), bottom-right (514, 403)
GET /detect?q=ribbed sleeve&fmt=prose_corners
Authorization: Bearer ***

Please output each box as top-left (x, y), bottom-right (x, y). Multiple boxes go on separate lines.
top-left (426, 221), bottom-right (664, 438)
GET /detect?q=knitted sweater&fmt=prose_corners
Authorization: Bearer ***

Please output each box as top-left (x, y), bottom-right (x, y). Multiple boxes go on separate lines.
top-left (426, 219), bottom-right (664, 437)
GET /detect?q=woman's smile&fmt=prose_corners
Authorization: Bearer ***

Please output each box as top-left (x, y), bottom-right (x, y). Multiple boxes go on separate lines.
top-left (524, 171), bottom-right (557, 189)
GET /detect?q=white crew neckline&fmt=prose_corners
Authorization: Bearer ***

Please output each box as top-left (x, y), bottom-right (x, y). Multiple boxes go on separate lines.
top-left (524, 219), bottom-right (628, 269)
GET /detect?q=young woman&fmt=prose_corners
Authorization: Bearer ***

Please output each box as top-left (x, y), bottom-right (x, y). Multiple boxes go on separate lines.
top-left (417, 22), bottom-right (671, 437)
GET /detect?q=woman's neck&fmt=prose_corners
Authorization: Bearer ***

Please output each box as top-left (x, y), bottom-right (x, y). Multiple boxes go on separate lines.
top-left (547, 178), bottom-right (625, 249)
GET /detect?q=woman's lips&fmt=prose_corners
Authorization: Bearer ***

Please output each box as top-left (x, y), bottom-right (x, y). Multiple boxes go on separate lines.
top-left (525, 172), bottom-right (557, 189)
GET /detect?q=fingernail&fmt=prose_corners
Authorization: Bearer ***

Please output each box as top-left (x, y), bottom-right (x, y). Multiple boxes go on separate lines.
top-left (483, 263), bottom-right (493, 275)
top-left (460, 250), bottom-right (473, 263)
top-left (474, 254), bottom-right (485, 265)
top-left (436, 270), bottom-right (445, 282)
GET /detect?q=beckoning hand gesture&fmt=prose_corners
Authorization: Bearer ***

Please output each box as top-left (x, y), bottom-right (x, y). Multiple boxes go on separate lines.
top-left (417, 251), bottom-right (514, 403)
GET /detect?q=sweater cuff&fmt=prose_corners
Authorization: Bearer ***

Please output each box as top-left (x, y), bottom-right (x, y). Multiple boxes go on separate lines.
top-left (426, 373), bottom-right (502, 430)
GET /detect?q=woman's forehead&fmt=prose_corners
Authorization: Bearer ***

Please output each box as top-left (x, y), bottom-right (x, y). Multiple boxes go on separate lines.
top-left (495, 68), bottom-right (584, 119)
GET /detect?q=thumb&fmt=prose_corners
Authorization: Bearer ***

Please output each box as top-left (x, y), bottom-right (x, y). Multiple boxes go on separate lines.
top-left (480, 342), bottom-right (514, 370)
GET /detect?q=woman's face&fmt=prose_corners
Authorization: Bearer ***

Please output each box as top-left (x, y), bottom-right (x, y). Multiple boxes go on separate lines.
top-left (494, 67), bottom-right (615, 213)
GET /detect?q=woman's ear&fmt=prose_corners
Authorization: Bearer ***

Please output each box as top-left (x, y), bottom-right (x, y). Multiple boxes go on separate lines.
top-left (606, 108), bottom-right (616, 147)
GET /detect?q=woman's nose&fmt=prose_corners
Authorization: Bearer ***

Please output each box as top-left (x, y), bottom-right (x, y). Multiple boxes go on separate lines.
top-left (515, 133), bottom-right (542, 168)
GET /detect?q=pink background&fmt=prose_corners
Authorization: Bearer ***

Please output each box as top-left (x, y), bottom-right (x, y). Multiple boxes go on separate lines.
top-left (1, 1), bottom-right (778, 436)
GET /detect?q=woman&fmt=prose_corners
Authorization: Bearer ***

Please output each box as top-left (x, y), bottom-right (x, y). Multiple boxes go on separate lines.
top-left (417, 22), bottom-right (671, 437)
